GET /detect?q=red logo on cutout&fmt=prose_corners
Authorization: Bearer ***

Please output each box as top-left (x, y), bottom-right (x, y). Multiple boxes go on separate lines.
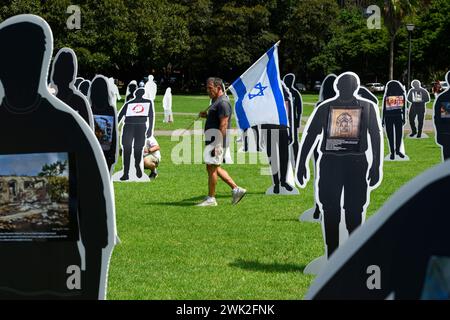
top-left (132, 104), bottom-right (145, 114)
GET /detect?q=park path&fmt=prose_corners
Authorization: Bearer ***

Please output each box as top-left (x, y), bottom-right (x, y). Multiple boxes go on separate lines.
top-left (155, 117), bottom-right (436, 136)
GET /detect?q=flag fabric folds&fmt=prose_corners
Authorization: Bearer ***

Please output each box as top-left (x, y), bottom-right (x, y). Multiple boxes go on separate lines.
top-left (229, 43), bottom-right (287, 130)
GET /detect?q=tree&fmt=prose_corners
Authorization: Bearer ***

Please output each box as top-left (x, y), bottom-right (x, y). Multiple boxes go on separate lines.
top-left (39, 161), bottom-right (68, 177)
top-left (381, 0), bottom-right (418, 80)
top-left (309, 5), bottom-right (389, 83)
top-left (283, 0), bottom-right (340, 85)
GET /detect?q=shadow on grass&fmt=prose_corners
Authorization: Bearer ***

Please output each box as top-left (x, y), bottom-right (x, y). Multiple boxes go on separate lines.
top-left (271, 218), bottom-right (301, 222)
top-left (229, 259), bottom-right (306, 274)
top-left (150, 193), bottom-right (264, 207)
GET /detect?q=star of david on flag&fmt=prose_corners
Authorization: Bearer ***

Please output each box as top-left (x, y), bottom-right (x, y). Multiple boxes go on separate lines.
top-left (229, 42), bottom-right (287, 130)
top-left (248, 83), bottom-right (268, 100)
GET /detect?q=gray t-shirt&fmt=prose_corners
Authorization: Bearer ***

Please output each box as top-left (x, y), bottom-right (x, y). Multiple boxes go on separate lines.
top-left (205, 95), bottom-right (232, 146)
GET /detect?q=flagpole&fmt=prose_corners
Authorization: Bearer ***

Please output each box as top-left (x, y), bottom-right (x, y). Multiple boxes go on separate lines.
top-left (225, 40), bottom-right (281, 93)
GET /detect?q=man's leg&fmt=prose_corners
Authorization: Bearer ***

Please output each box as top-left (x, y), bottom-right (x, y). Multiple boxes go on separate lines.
top-left (207, 164), bottom-right (219, 198)
top-left (144, 157), bottom-right (156, 170)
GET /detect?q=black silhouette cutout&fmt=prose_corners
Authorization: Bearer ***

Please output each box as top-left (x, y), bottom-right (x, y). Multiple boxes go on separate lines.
top-left (283, 73), bottom-right (303, 166)
top-left (434, 72), bottom-right (450, 161)
top-left (404, 80), bottom-right (429, 140)
top-left (78, 79), bottom-right (91, 97)
top-left (0, 15), bottom-right (115, 299)
top-left (242, 125), bottom-right (261, 152)
top-left (51, 48), bottom-right (93, 129)
top-left (358, 87), bottom-right (378, 106)
top-left (306, 160), bottom-right (450, 300)
top-left (296, 72), bottom-right (382, 259)
top-left (304, 74), bottom-right (337, 221)
top-left (89, 75), bottom-right (118, 174)
top-left (125, 80), bottom-right (137, 103)
top-left (382, 81), bottom-right (407, 160)
top-left (74, 77), bottom-right (84, 89)
top-left (407, 80), bottom-right (430, 138)
top-left (261, 81), bottom-right (296, 195)
top-left (117, 88), bottom-right (154, 181)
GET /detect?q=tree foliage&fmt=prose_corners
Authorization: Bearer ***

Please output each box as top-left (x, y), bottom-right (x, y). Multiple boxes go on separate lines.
top-left (0, 0), bottom-right (448, 89)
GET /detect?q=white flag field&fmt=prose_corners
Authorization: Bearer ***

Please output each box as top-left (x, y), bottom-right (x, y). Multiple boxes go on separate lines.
top-left (229, 42), bottom-right (287, 130)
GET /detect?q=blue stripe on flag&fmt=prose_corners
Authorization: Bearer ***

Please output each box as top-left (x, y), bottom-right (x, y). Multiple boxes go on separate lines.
top-left (232, 78), bottom-right (250, 130)
top-left (267, 46), bottom-right (287, 126)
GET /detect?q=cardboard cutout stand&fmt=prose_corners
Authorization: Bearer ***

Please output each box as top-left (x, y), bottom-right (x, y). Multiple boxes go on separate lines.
top-left (50, 48), bottom-right (94, 130)
top-left (306, 159), bottom-right (450, 300)
top-left (144, 75), bottom-right (157, 102)
top-left (112, 88), bottom-right (154, 182)
top-left (163, 87), bottom-right (173, 123)
top-left (262, 81), bottom-right (298, 195)
top-left (89, 75), bottom-right (119, 175)
top-left (433, 71), bottom-right (450, 161)
top-left (283, 74), bottom-right (303, 169)
top-left (407, 79), bottom-right (431, 139)
top-left (108, 77), bottom-right (121, 109)
top-left (358, 87), bottom-right (379, 106)
top-left (125, 80), bottom-right (137, 103)
top-left (295, 72), bottom-right (383, 275)
top-left (79, 79), bottom-right (91, 97)
top-left (241, 125), bottom-right (261, 153)
top-left (382, 81), bottom-right (409, 161)
top-left (74, 77), bottom-right (84, 89)
top-left (300, 74), bottom-right (337, 223)
top-left (0, 14), bottom-right (116, 299)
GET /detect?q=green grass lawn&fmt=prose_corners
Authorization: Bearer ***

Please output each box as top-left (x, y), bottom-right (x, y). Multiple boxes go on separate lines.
top-left (107, 106), bottom-right (442, 299)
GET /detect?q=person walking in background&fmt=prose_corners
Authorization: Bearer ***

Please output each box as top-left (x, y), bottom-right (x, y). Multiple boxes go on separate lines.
top-left (197, 77), bottom-right (246, 207)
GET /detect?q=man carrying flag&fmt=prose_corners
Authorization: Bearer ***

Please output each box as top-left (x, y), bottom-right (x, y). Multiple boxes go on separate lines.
top-left (196, 77), bottom-right (247, 207)
top-left (229, 42), bottom-right (297, 194)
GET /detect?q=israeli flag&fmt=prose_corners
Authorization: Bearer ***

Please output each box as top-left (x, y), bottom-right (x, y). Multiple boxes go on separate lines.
top-left (229, 43), bottom-right (287, 130)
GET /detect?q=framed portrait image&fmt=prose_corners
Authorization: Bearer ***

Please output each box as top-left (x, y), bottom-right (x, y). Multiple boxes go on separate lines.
top-left (325, 107), bottom-right (362, 152)
top-left (385, 96), bottom-right (404, 111)
top-left (0, 152), bottom-right (78, 242)
top-left (440, 102), bottom-right (450, 119)
top-left (94, 115), bottom-right (114, 151)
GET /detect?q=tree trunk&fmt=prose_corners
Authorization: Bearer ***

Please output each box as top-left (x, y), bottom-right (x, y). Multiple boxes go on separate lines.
top-left (389, 35), bottom-right (395, 80)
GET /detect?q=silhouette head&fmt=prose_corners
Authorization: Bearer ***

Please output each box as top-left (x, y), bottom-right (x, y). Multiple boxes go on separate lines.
top-left (74, 77), bottom-right (84, 89)
top-left (386, 80), bottom-right (404, 95)
top-left (320, 74), bottom-right (337, 102)
top-left (134, 88), bottom-right (145, 99)
top-left (166, 87), bottom-right (171, 94)
top-left (52, 49), bottom-right (76, 90)
top-left (0, 17), bottom-right (50, 108)
top-left (283, 74), bottom-right (295, 88)
top-left (411, 80), bottom-right (421, 89)
top-left (335, 73), bottom-right (359, 101)
top-left (127, 81), bottom-right (137, 98)
top-left (148, 75), bottom-right (154, 82)
top-left (79, 80), bottom-right (90, 96)
top-left (90, 76), bottom-right (110, 110)
top-left (128, 83), bottom-right (137, 92)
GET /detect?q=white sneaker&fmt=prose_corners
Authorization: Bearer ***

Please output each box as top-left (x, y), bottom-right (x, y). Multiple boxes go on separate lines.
top-left (196, 197), bottom-right (218, 207)
top-left (232, 187), bottom-right (247, 205)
